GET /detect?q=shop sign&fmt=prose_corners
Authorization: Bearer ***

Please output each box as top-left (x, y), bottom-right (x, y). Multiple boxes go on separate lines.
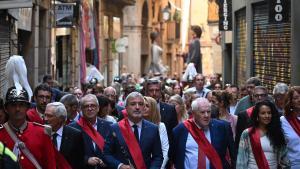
top-left (55, 3), bottom-right (74, 27)
top-left (218, 0), bottom-right (232, 31)
top-left (269, 0), bottom-right (290, 23)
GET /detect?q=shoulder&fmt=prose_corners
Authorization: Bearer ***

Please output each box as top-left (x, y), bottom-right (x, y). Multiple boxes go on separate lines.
top-left (64, 125), bottom-right (81, 134)
top-left (31, 122), bottom-right (52, 137)
top-left (26, 108), bottom-right (36, 114)
top-left (68, 121), bottom-right (81, 130)
top-left (240, 128), bottom-right (250, 138)
top-left (142, 120), bottom-right (159, 130)
top-left (97, 117), bottom-right (113, 126)
top-left (173, 123), bottom-right (187, 133)
top-left (211, 119), bottom-right (230, 127)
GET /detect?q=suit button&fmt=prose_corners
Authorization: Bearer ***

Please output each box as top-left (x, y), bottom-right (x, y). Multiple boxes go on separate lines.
top-left (18, 134), bottom-right (22, 137)
top-left (21, 156), bottom-right (24, 160)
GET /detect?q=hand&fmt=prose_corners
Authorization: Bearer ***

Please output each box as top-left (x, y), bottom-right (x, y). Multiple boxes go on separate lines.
top-left (119, 164), bottom-right (131, 169)
top-left (87, 157), bottom-right (102, 166)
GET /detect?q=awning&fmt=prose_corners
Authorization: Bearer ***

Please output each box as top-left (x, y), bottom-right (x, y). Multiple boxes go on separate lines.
top-left (0, 0), bottom-right (33, 9)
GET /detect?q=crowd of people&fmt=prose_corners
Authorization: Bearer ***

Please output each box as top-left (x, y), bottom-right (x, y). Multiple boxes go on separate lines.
top-left (0, 72), bottom-right (299, 169)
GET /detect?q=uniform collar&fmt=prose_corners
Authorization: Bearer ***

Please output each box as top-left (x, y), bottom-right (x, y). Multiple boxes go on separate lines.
top-left (8, 121), bottom-right (28, 133)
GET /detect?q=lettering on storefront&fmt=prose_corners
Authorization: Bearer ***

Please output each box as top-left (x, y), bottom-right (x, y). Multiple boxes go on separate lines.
top-left (268, 0), bottom-right (290, 23)
top-left (55, 3), bottom-right (75, 27)
top-left (218, 0), bottom-right (232, 31)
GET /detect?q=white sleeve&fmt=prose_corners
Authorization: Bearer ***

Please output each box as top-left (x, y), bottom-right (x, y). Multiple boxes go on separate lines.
top-left (159, 122), bottom-right (169, 169)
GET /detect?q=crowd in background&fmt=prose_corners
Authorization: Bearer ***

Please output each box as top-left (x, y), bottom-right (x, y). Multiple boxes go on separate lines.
top-left (0, 72), bottom-right (299, 169)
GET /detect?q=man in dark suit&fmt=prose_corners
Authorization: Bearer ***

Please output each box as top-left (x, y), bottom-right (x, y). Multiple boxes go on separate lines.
top-left (103, 92), bottom-right (163, 169)
top-left (44, 102), bottom-right (85, 169)
top-left (69, 94), bottom-right (112, 169)
top-left (145, 78), bottom-right (178, 141)
top-left (169, 97), bottom-right (235, 169)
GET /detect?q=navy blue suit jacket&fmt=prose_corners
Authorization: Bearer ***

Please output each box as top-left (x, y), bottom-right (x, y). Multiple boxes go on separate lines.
top-left (159, 102), bottom-right (178, 141)
top-left (169, 119), bottom-right (236, 169)
top-left (69, 117), bottom-right (112, 169)
top-left (103, 119), bottom-right (163, 169)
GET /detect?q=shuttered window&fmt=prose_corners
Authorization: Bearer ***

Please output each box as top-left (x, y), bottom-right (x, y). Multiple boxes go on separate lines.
top-left (235, 8), bottom-right (246, 87)
top-left (253, 2), bottom-right (291, 92)
top-left (0, 14), bottom-right (11, 96)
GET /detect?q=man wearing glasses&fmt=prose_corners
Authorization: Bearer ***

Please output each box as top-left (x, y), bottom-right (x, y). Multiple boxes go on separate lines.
top-left (70, 94), bottom-right (112, 169)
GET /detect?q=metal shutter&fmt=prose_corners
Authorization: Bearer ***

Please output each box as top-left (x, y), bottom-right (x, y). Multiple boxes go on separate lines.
top-left (0, 14), bottom-right (11, 97)
top-left (253, 2), bottom-right (291, 92)
top-left (235, 8), bottom-right (246, 86)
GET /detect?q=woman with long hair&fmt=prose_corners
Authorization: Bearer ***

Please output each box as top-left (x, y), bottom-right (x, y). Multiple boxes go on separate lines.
top-left (143, 96), bottom-right (169, 169)
top-left (281, 86), bottom-right (300, 168)
top-left (212, 90), bottom-right (237, 138)
top-left (168, 94), bottom-right (188, 123)
top-left (236, 100), bottom-right (289, 169)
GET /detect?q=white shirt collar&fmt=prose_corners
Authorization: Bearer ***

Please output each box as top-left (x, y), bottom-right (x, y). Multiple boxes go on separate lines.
top-left (128, 119), bottom-right (142, 128)
top-left (55, 126), bottom-right (63, 137)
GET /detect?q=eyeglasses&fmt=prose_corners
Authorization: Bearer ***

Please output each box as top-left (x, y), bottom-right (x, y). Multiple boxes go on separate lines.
top-left (82, 104), bottom-right (98, 109)
top-left (254, 94), bottom-right (267, 98)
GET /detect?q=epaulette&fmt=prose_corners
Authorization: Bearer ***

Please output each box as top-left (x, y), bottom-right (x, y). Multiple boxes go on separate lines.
top-left (33, 122), bottom-right (52, 137)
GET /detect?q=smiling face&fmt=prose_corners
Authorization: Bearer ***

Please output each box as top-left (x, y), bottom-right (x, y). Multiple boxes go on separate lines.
top-left (258, 105), bottom-right (272, 127)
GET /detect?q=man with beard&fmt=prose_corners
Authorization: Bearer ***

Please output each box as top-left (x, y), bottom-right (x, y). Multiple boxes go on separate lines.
top-left (27, 84), bottom-right (52, 124)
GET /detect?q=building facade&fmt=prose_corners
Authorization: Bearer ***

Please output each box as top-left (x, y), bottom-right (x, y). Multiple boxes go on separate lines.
top-left (222, 0), bottom-right (300, 91)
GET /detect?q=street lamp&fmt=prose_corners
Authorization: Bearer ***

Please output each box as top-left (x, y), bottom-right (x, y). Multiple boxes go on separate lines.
top-left (162, 6), bottom-right (171, 21)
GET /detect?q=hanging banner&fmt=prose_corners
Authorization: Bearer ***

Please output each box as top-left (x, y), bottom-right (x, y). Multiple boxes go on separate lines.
top-left (268, 0), bottom-right (290, 23)
top-left (218, 0), bottom-right (232, 31)
top-left (8, 8), bottom-right (32, 31)
top-left (55, 3), bottom-right (74, 27)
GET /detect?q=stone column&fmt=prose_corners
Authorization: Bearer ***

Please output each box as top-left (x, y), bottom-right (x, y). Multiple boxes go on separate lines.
top-left (33, 5), bottom-right (39, 86)
top-left (123, 4), bottom-right (143, 76)
top-left (123, 25), bottom-right (142, 76)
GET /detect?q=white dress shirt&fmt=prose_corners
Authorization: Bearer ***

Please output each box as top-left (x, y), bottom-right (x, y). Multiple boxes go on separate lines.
top-left (92, 118), bottom-right (98, 149)
top-left (280, 116), bottom-right (300, 169)
top-left (53, 126), bottom-right (63, 151)
top-left (184, 127), bottom-right (211, 169)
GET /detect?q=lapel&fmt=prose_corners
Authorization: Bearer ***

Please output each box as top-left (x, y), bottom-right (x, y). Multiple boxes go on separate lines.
top-left (209, 120), bottom-right (216, 146)
top-left (139, 120), bottom-right (147, 147)
top-left (60, 126), bottom-right (68, 153)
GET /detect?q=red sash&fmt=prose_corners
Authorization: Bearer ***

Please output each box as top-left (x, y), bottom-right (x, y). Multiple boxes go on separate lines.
top-left (77, 117), bottom-right (105, 151)
top-left (246, 106), bottom-right (254, 117)
top-left (183, 119), bottom-right (223, 169)
top-left (121, 109), bottom-right (128, 118)
top-left (286, 115), bottom-right (300, 137)
top-left (54, 146), bottom-right (72, 169)
top-left (249, 127), bottom-right (270, 169)
top-left (118, 118), bottom-right (146, 169)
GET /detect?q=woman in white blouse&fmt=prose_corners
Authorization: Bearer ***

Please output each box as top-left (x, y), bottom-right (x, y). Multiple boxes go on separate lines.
top-left (236, 100), bottom-right (289, 169)
top-left (143, 96), bottom-right (169, 169)
top-left (281, 86), bottom-right (300, 169)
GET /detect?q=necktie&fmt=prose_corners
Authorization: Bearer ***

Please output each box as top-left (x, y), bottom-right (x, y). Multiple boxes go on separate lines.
top-left (132, 124), bottom-right (139, 142)
top-left (52, 133), bottom-right (58, 148)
